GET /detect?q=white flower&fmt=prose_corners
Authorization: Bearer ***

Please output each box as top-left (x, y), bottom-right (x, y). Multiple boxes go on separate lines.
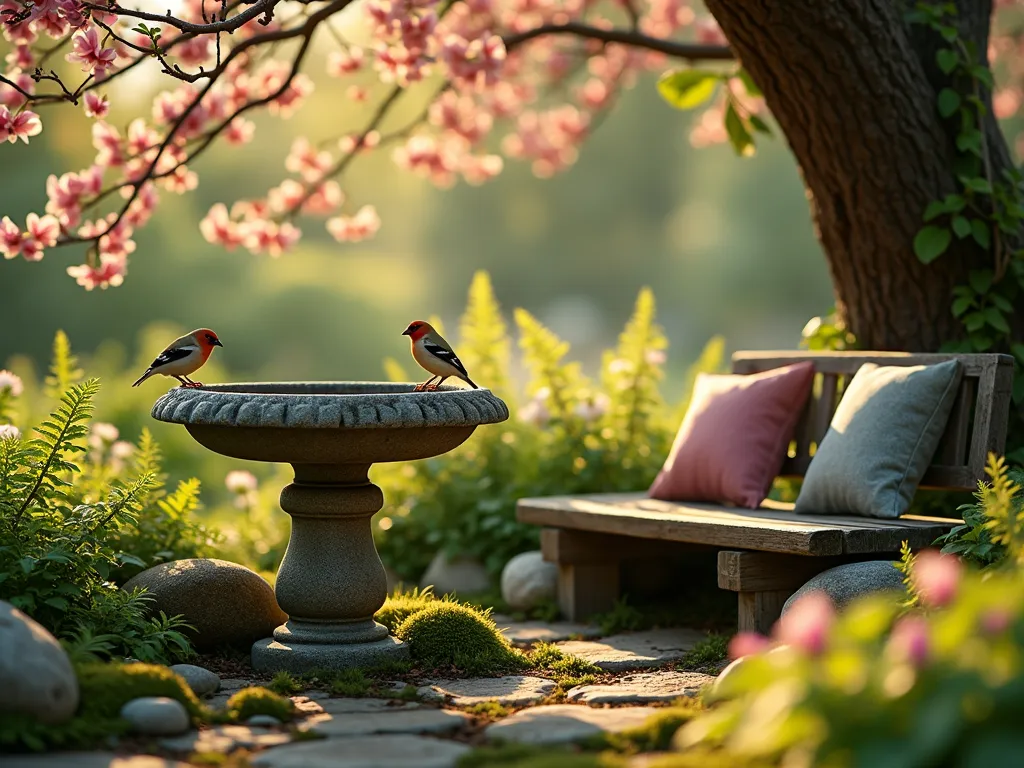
top-left (534, 387), bottom-right (552, 401)
top-left (226, 470), bottom-right (258, 494)
top-left (645, 349), bottom-right (667, 366)
top-left (111, 441), bottom-right (135, 460)
top-left (0, 370), bottom-right (23, 396)
top-left (519, 399), bottom-right (551, 427)
top-left (575, 393), bottom-right (610, 422)
top-left (89, 422), bottom-right (119, 446)
top-left (608, 358), bottom-right (633, 374)
top-left (0, 424), bottom-right (21, 440)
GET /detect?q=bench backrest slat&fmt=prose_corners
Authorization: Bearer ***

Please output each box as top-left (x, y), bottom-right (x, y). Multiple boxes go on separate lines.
top-left (731, 351), bottom-right (1015, 491)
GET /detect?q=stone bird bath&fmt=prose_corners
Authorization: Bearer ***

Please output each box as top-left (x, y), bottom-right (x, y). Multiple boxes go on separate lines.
top-left (152, 383), bottom-right (509, 672)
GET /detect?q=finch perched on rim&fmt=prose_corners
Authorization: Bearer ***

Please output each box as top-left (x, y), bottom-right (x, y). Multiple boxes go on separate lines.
top-left (131, 328), bottom-right (223, 389)
top-left (402, 320), bottom-right (478, 391)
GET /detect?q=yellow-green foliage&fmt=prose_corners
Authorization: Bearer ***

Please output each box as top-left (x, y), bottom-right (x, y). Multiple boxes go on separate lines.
top-left (458, 271), bottom-right (513, 401)
top-left (514, 308), bottom-right (590, 424)
top-left (225, 686), bottom-right (295, 723)
top-left (530, 642), bottom-right (600, 689)
top-left (463, 700), bottom-right (511, 718)
top-left (268, 671), bottom-right (303, 696)
top-left (589, 703), bottom-right (704, 753)
top-left (375, 585), bottom-right (436, 632)
top-left (44, 329), bottom-right (84, 400)
top-left (395, 601), bottom-right (527, 674)
top-left (328, 668), bottom-right (372, 697)
top-left (457, 744), bottom-right (625, 768)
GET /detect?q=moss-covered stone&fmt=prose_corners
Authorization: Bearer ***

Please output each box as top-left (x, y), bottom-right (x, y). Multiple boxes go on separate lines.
top-left (586, 703), bottom-right (703, 753)
top-left (395, 602), bottom-right (528, 674)
top-left (225, 687), bottom-right (295, 723)
top-left (375, 586), bottom-right (436, 632)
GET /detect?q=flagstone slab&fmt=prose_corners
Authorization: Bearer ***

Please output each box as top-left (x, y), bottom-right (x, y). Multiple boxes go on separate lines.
top-left (492, 617), bottom-right (603, 645)
top-left (299, 707), bottom-right (469, 738)
top-left (418, 676), bottom-right (555, 706)
top-left (556, 628), bottom-right (706, 671)
top-left (566, 671), bottom-right (715, 705)
top-left (484, 704), bottom-right (660, 745)
top-left (251, 735), bottom-right (470, 768)
top-left (159, 725), bottom-right (291, 753)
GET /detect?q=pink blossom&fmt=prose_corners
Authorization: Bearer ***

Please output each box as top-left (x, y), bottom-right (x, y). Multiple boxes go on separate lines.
top-left (394, 134), bottom-right (460, 187)
top-left (124, 182), bottom-right (159, 227)
top-left (200, 203), bottom-right (246, 250)
top-left (0, 424), bottom-right (20, 440)
top-left (338, 131), bottom-right (381, 154)
top-left (346, 86), bottom-right (369, 103)
top-left (244, 219), bottom-right (301, 256)
top-left (773, 591), bottom-right (834, 655)
top-left (0, 215), bottom-right (22, 258)
top-left (327, 47), bottom-right (364, 76)
top-left (6, 45), bottom-right (33, 70)
top-left (429, 91), bottom-right (493, 144)
top-left (440, 33), bottom-right (506, 89)
top-left (66, 27), bottom-right (117, 79)
top-left (174, 36), bottom-right (212, 68)
top-left (302, 181), bottom-right (343, 214)
top-left (460, 153), bottom-right (503, 184)
top-left (0, 106), bottom-right (42, 144)
top-left (285, 138), bottom-right (333, 181)
top-left (225, 469), bottom-right (258, 493)
top-left (327, 205), bottom-right (381, 242)
top-left (912, 550), bottom-right (961, 608)
top-left (83, 91), bottom-right (109, 119)
top-left (728, 631), bottom-right (772, 659)
top-left (25, 213), bottom-right (59, 247)
top-left (66, 253), bottom-right (126, 290)
top-left (887, 615), bottom-right (930, 667)
top-left (0, 70), bottom-right (33, 108)
top-left (1, 1), bottom-right (37, 44)
top-left (224, 117), bottom-right (255, 145)
top-left (0, 369), bottom-right (23, 395)
top-left (694, 17), bottom-right (728, 46)
top-left (980, 609), bottom-right (1012, 635)
top-left (92, 121), bottom-right (123, 166)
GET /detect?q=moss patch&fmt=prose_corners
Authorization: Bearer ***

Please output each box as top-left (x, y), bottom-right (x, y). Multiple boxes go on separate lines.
top-left (267, 671), bottom-right (304, 696)
top-left (586, 702), bottom-right (703, 753)
top-left (457, 744), bottom-right (625, 768)
top-left (529, 642), bottom-right (600, 691)
top-left (678, 634), bottom-right (729, 672)
top-left (225, 687), bottom-right (295, 723)
top-left (463, 700), bottom-right (511, 718)
top-left (375, 586), bottom-right (437, 632)
top-left (395, 601), bottom-right (529, 674)
top-left (328, 669), bottom-right (374, 697)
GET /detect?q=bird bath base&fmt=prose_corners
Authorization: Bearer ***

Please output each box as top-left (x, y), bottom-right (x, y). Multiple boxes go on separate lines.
top-left (150, 382), bottom-right (509, 675)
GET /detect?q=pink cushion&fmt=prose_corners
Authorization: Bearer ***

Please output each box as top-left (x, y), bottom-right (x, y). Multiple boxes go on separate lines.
top-left (648, 362), bottom-right (815, 509)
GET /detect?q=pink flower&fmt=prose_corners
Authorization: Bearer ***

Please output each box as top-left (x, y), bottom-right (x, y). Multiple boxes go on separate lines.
top-left (327, 205), bottom-right (381, 242)
top-left (0, 106), bottom-right (41, 143)
top-left (244, 219), bottom-right (300, 256)
top-left (285, 138), bottom-right (333, 181)
top-left (6, 45), bottom-right (33, 70)
top-left (66, 26), bottom-right (117, 78)
top-left (0, 424), bottom-right (20, 440)
top-left (224, 117), bottom-right (255, 145)
top-left (0, 369), bottom-right (23, 395)
top-left (200, 203), bottom-right (246, 250)
top-left (773, 591), bottom-right (834, 655)
top-left (66, 253), bottom-right (126, 290)
top-left (327, 47), bottom-right (364, 76)
top-left (980, 608), bottom-right (1012, 635)
top-left (0, 70), bottom-right (33, 108)
top-left (912, 550), bottom-right (961, 608)
top-left (728, 631), bottom-right (772, 659)
top-left (440, 33), bottom-right (506, 89)
top-left (0, 215), bottom-right (22, 258)
top-left (92, 121), bottom-right (123, 166)
top-left (887, 615), bottom-right (930, 667)
top-left (225, 469), bottom-right (258, 493)
top-left (83, 92), bottom-right (109, 119)
top-left (25, 213), bottom-right (59, 247)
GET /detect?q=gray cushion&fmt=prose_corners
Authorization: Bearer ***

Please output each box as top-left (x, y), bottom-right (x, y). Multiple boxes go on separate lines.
top-left (794, 360), bottom-right (963, 519)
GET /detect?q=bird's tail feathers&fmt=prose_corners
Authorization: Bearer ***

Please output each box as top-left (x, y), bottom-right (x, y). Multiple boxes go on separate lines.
top-left (132, 369), bottom-right (154, 388)
top-left (464, 376), bottom-right (479, 389)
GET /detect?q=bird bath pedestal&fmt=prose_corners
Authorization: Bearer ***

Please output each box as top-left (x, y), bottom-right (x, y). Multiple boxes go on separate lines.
top-left (152, 383), bottom-right (508, 673)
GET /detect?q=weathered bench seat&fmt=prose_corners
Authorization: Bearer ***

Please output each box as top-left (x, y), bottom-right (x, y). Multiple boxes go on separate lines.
top-left (516, 351), bottom-right (1014, 633)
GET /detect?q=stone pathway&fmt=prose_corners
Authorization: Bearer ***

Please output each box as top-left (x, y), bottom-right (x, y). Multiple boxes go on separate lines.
top-left (493, 615), bottom-right (604, 644)
top-left (566, 671), bottom-right (716, 705)
top-left (250, 735), bottom-right (471, 768)
top-left (418, 675), bottom-right (555, 705)
top-left (484, 704), bottom-right (662, 745)
top-left (556, 628), bottom-right (708, 671)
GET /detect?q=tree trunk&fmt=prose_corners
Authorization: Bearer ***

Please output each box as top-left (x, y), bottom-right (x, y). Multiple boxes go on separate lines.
top-left (703, 0), bottom-right (1018, 352)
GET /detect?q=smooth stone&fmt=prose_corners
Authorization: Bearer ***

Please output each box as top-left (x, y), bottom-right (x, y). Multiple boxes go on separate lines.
top-left (419, 552), bottom-right (491, 596)
top-left (120, 697), bottom-right (191, 736)
top-left (251, 734), bottom-right (471, 768)
top-left (556, 628), bottom-right (706, 671)
top-left (317, 698), bottom-right (421, 714)
top-left (252, 635), bottom-right (410, 674)
top-left (566, 671), bottom-right (715, 705)
top-left (494, 618), bottom-right (603, 644)
top-left (205, 693), bottom-right (232, 711)
top-left (300, 707), bottom-right (470, 738)
top-left (782, 560), bottom-right (906, 615)
top-left (290, 696), bottom-right (326, 715)
top-left (122, 559), bottom-right (286, 651)
top-left (160, 725), bottom-right (292, 753)
top-left (418, 676), bottom-right (555, 706)
top-left (169, 663), bottom-right (220, 697)
top-left (484, 704), bottom-right (660, 745)
top-left (0, 600), bottom-right (79, 725)
top-left (500, 551), bottom-right (558, 610)
top-left (247, 714), bottom-right (283, 727)
top-left (3, 754), bottom-right (194, 767)
top-left (219, 677), bottom-right (254, 691)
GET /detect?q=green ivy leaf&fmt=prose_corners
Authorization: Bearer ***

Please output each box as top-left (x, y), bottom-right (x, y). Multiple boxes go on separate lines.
top-left (969, 269), bottom-right (993, 294)
top-left (924, 201), bottom-right (947, 221)
top-left (956, 133), bottom-right (983, 157)
top-left (936, 48), bottom-right (959, 74)
top-left (964, 312), bottom-right (986, 332)
top-left (939, 25), bottom-right (958, 42)
top-left (913, 226), bottom-right (952, 264)
top-left (951, 296), bottom-right (973, 317)
top-left (944, 194), bottom-right (966, 212)
top-left (984, 307), bottom-right (1010, 334)
top-left (748, 114), bottom-right (772, 135)
top-left (991, 294), bottom-right (1013, 313)
top-left (938, 88), bottom-right (961, 117)
top-left (951, 215), bottom-right (971, 238)
top-left (1011, 343), bottom-right (1024, 363)
top-left (970, 219), bottom-right (991, 249)
top-left (657, 69), bottom-right (720, 110)
top-left (961, 175), bottom-right (991, 193)
top-left (724, 103), bottom-right (755, 157)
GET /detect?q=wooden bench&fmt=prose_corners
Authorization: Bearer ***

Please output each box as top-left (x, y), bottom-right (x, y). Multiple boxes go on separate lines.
top-left (517, 351), bottom-right (1015, 633)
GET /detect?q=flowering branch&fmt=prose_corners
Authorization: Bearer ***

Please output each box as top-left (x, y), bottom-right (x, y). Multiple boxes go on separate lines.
top-left (503, 22), bottom-right (734, 61)
top-left (81, 0), bottom-right (279, 36)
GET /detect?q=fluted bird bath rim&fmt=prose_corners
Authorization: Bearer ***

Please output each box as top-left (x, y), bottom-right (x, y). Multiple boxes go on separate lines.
top-left (151, 382), bottom-right (509, 673)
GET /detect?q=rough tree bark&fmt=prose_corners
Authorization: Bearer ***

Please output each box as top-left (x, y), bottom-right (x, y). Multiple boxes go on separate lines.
top-left (703, 0), bottom-right (1018, 352)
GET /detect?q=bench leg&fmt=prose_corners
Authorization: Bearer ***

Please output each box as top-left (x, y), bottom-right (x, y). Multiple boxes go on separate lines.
top-left (556, 563), bottom-right (620, 622)
top-left (737, 590), bottom-right (793, 635)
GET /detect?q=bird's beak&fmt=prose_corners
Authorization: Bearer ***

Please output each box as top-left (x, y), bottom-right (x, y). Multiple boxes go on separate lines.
top-left (401, 329), bottom-right (411, 336)
top-left (212, 339), bottom-right (224, 347)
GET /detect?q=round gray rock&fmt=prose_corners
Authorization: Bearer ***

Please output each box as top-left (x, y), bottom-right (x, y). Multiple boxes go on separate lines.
top-left (0, 600), bottom-right (79, 724)
top-left (120, 697), bottom-right (191, 736)
top-left (122, 559), bottom-right (287, 650)
top-left (419, 552), bottom-right (490, 596)
top-left (247, 714), bottom-right (283, 727)
top-left (500, 551), bottom-right (557, 610)
top-left (169, 664), bottom-right (220, 697)
top-left (782, 560), bottom-right (906, 616)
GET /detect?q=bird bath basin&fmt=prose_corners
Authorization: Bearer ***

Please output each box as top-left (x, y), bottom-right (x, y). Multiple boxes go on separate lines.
top-left (152, 382), bottom-right (509, 672)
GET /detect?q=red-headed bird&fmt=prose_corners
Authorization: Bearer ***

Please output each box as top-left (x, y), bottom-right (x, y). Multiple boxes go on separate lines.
top-left (132, 328), bottom-right (223, 389)
top-left (402, 320), bottom-right (478, 391)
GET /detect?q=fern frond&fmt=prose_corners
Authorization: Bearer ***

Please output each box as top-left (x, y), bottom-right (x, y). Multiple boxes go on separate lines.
top-left (979, 453), bottom-right (1024, 565)
top-left (894, 540), bottom-right (919, 609)
top-left (457, 271), bottom-right (512, 400)
top-left (44, 331), bottom-right (84, 401)
top-left (14, 379), bottom-right (100, 524)
top-left (514, 308), bottom-right (588, 423)
top-left (93, 471), bottom-right (158, 533)
top-left (158, 478), bottom-right (202, 521)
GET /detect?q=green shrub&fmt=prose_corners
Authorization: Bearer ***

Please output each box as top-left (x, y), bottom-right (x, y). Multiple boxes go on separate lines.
top-left (225, 687), bottom-right (295, 723)
top-left (395, 601), bottom-right (528, 674)
top-left (679, 634), bottom-right (729, 670)
top-left (374, 275), bottom-right (725, 581)
top-left (375, 585), bottom-right (436, 632)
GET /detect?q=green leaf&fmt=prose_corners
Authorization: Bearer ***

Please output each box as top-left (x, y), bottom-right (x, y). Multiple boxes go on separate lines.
top-left (939, 25), bottom-right (958, 42)
top-left (964, 312), bottom-right (986, 332)
top-left (969, 269), bottom-right (993, 294)
top-left (656, 69), bottom-right (720, 110)
top-left (924, 201), bottom-right (947, 222)
top-left (723, 103), bottom-right (755, 157)
top-left (1011, 343), bottom-right (1024, 363)
top-left (748, 114), bottom-right (772, 135)
top-left (43, 597), bottom-right (69, 611)
top-left (938, 88), bottom-right (961, 117)
top-left (936, 48), bottom-right (959, 74)
top-left (962, 175), bottom-right (991, 193)
top-left (984, 307), bottom-right (1010, 333)
top-left (970, 219), bottom-right (991, 249)
top-left (951, 296), bottom-right (973, 317)
top-left (951, 215), bottom-right (971, 238)
top-left (991, 293), bottom-right (1013, 313)
top-left (957, 133), bottom-right (983, 157)
top-left (913, 226), bottom-right (952, 264)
